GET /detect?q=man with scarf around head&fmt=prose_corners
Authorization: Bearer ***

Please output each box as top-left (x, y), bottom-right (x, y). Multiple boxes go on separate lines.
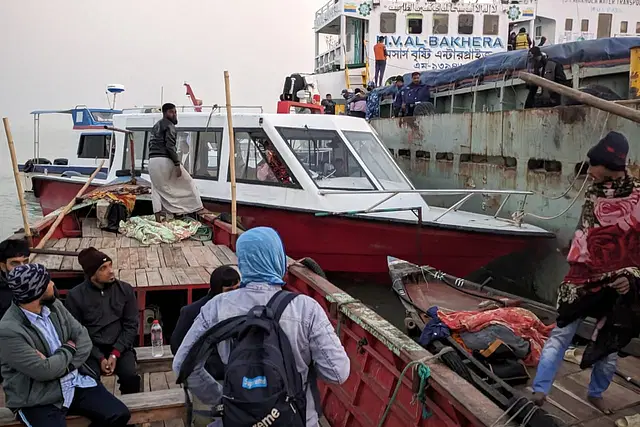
top-left (172, 227), bottom-right (350, 427)
top-left (65, 247), bottom-right (141, 395)
top-left (0, 239), bottom-right (31, 323)
top-left (532, 131), bottom-right (640, 414)
top-left (0, 264), bottom-right (130, 426)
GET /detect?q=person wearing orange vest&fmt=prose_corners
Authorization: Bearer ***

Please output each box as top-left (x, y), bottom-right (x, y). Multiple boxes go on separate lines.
top-left (515, 27), bottom-right (532, 50)
top-left (373, 36), bottom-right (389, 87)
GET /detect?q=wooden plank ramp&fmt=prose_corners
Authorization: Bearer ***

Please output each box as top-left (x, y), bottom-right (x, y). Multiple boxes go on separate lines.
top-left (31, 217), bottom-right (239, 288)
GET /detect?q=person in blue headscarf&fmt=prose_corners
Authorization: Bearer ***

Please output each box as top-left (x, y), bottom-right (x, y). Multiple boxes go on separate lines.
top-left (173, 227), bottom-right (350, 427)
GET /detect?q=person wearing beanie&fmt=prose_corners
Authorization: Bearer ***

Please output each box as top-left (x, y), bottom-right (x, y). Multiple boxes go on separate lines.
top-left (532, 132), bottom-right (640, 414)
top-left (65, 247), bottom-right (141, 395)
top-left (525, 46), bottom-right (567, 108)
top-left (0, 264), bottom-right (130, 426)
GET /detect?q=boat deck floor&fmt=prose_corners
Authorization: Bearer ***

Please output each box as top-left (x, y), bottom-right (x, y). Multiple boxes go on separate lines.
top-left (404, 281), bottom-right (640, 426)
top-left (32, 218), bottom-right (238, 287)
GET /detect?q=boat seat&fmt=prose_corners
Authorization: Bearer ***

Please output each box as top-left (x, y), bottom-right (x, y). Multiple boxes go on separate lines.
top-left (0, 389), bottom-right (185, 426)
top-left (61, 171), bottom-right (83, 178)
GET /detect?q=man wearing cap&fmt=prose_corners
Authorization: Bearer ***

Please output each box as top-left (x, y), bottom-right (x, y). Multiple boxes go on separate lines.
top-left (65, 247), bottom-right (141, 395)
top-left (532, 132), bottom-right (640, 414)
top-left (525, 46), bottom-right (567, 109)
top-left (0, 264), bottom-right (130, 426)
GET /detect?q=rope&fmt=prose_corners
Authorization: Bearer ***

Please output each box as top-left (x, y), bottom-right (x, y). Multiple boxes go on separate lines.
top-left (377, 347), bottom-right (454, 427)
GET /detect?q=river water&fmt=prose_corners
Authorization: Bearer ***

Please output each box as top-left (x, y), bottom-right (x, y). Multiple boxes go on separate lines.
top-left (0, 169), bottom-right (42, 239)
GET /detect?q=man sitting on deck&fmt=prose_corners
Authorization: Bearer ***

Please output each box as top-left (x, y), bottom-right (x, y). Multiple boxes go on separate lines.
top-left (148, 102), bottom-right (203, 222)
top-left (532, 132), bottom-right (640, 414)
top-left (170, 265), bottom-right (240, 356)
top-left (0, 264), bottom-right (130, 426)
top-left (0, 239), bottom-right (31, 322)
top-left (173, 227), bottom-right (350, 427)
top-left (65, 247), bottom-right (141, 395)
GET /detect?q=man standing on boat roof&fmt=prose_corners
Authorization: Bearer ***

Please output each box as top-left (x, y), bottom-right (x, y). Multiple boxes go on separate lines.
top-left (373, 36), bottom-right (389, 87)
top-left (532, 131), bottom-right (640, 414)
top-left (148, 103), bottom-right (203, 222)
top-left (524, 46), bottom-right (567, 109)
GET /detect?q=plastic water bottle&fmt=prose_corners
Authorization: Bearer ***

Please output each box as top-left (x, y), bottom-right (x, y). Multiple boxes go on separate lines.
top-left (151, 320), bottom-right (164, 357)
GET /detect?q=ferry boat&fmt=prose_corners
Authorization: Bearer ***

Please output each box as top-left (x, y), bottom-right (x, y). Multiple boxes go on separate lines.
top-left (312, 0), bottom-right (640, 95)
top-left (28, 102), bottom-right (553, 280)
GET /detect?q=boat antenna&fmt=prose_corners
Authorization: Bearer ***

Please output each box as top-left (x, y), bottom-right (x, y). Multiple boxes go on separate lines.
top-left (106, 84), bottom-right (125, 110)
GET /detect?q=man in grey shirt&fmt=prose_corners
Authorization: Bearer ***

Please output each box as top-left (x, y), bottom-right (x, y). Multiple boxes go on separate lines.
top-left (173, 227), bottom-right (350, 427)
top-left (147, 103), bottom-right (203, 222)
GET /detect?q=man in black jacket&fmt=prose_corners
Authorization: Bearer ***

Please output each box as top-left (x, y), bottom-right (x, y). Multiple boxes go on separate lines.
top-left (65, 247), bottom-right (141, 394)
top-left (525, 46), bottom-right (568, 109)
top-left (147, 102), bottom-right (203, 222)
top-left (170, 265), bottom-right (240, 356)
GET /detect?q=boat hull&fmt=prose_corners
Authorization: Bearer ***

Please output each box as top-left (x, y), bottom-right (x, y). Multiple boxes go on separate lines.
top-left (33, 176), bottom-right (549, 278)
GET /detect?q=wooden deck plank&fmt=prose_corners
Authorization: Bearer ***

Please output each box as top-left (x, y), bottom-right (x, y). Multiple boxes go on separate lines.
top-left (563, 369), bottom-right (640, 411)
top-left (118, 248), bottom-right (131, 270)
top-left (129, 248), bottom-right (140, 269)
top-left (82, 219), bottom-right (99, 237)
top-left (60, 256), bottom-right (75, 271)
top-left (158, 268), bottom-right (177, 286)
top-left (209, 245), bottom-right (231, 264)
top-left (66, 238), bottom-right (82, 251)
top-left (194, 267), bottom-right (210, 283)
top-left (119, 269), bottom-right (136, 286)
top-left (91, 237), bottom-right (103, 249)
top-left (171, 248), bottom-right (189, 268)
top-left (137, 248), bottom-right (149, 269)
top-left (165, 371), bottom-right (179, 390)
top-left (79, 237), bottom-right (93, 249)
top-left (181, 247), bottom-right (199, 267)
top-left (147, 247), bottom-right (163, 269)
top-left (173, 268), bottom-right (191, 285)
top-left (146, 268), bottom-right (163, 287)
top-left (185, 268), bottom-right (204, 285)
top-left (201, 246), bottom-right (223, 268)
top-left (149, 372), bottom-right (169, 392)
top-left (135, 269), bottom-right (149, 287)
top-left (142, 372), bottom-right (151, 393)
top-left (119, 236), bottom-right (133, 248)
top-left (130, 237), bottom-right (141, 248)
top-left (218, 245), bottom-right (237, 263)
top-left (102, 237), bottom-right (116, 249)
top-left (33, 253), bottom-right (64, 271)
top-left (53, 238), bottom-right (68, 249)
top-left (161, 247), bottom-right (175, 268)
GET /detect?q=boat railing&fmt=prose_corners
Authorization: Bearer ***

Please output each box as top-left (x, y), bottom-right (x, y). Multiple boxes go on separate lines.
top-left (318, 188), bottom-right (533, 224)
top-left (314, 0), bottom-right (342, 30)
top-left (121, 105), bottom-right (264, 114)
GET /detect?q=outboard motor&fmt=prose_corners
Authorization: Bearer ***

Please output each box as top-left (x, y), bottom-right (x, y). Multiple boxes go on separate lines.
top-left (282, 73), bottom-right (307, 102)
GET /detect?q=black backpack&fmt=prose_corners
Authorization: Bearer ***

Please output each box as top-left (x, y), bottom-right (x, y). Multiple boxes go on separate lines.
top-left (177, 291), bottom-right (308, 427)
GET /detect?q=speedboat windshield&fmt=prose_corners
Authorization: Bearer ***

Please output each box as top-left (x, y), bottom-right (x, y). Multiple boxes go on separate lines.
top-left (277, 127), bottom-right (375, 190)
top-left (342, 130), bottom-right (412, 190)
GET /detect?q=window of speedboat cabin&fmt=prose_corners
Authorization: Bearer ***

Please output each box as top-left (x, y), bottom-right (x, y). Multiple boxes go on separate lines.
top-left (276, 127), bottom-right (376, 191)
top-left (228, 128), bottom-right (302, 188)
top-left (122, 128), bottom-right (223, 179)
top-left (77, 133), bottom-right (110, 160)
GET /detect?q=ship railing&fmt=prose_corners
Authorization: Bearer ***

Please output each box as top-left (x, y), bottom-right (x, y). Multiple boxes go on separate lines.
top-left (121, 105), bottom-right (264, 114)
top-left (317, 188), bottom-right (533, 224)
top-left (315, 46), bottom-right (343, 73)
top-left (314, 0), bottom-right (342, 30)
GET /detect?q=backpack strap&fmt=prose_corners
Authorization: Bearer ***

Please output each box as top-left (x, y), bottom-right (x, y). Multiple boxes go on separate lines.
top-left (266, 290), bottom-right (299, 322)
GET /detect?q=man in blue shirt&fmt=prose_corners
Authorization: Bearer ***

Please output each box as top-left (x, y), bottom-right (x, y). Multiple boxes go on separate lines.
top-left (0, 264), bottom-right (130, 427)
top-left (401, 71), bottom-right (431, 116)
top-left (391, 76), bottom-right (405, 117)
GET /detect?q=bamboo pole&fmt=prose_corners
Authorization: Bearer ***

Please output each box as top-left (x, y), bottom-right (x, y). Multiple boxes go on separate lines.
top-left (36, 160), bottom-right (105, 249)
top-left (518, 71), bottom-right (640, 124)
top-left (3, 117), bottom-right (33, 246)
top-left (224, 71), bottom-right (238, 236)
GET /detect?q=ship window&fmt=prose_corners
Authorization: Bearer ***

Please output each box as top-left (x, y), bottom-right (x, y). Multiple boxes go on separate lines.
top-left (77, 134), bottom-right (109, 159)
top-left (176, 131), bottom-right (197, 174)
top-left (565, 19), bottom-right (573, 31)
top-left (458, 14), bottom-right (474, 35)
top-left (276, 127), bottom-right (375, 191)
top-left (621, 21), bottom-right (628, 33)
top-left (581, 19), bottom-right (589, 32)
top-left (380, 12), bottom-right (396, 33)
top-left (483, 15), bottom-right (499, 35)
top-left (407, 14), bottom-right (423, 34)
top-left (636, 22), bottom-right (640, 33)
top-left (433, 14), bottom-right (449, 34)
top-left (535, 26), bottom-right (542, 37)
top-left (231, 129), bottom-right (299, 188)
top-left (194, 130), bottom-right (222, 180)
top-left (122, 131), bottom-right (148, 170)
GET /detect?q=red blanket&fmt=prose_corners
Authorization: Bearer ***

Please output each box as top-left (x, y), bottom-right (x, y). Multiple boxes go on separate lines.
top-left (438, 307), bottom-right (554, 366)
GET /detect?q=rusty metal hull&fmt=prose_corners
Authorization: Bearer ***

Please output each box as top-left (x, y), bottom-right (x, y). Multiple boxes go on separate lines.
top-left (371, 105), bottom-right (640, 301)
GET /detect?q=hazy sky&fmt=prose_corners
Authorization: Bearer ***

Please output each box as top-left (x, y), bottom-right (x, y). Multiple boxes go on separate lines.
top-left (0, 0), bottom-right (326, 161)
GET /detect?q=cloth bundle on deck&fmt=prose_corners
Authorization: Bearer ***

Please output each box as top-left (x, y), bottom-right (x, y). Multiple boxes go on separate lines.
top-left (436, 307), bottom-right (554, 366)
top-left (88, 191), bottom-right (137, 213)
top-left (119, 215), bottom-right (203, 245)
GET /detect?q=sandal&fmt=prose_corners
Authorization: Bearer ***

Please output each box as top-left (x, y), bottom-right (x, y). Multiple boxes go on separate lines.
top-left (615, 414), bottom-right (640, 427)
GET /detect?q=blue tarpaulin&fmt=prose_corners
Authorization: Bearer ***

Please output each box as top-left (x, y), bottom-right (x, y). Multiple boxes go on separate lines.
top-left (395, 37), bottom-right (640, 90)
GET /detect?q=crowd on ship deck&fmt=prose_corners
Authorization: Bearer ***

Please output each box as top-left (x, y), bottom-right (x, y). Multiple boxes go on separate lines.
top-left (0, 225), bottom-right (350, 427)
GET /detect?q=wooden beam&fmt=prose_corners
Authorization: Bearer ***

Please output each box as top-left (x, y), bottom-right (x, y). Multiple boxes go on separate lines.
top-left (518, 71), bottom-right (640, 124)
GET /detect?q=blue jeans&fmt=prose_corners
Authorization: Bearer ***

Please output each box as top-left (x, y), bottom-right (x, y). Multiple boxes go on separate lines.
top-left (532, 319), bottom-right (617, 398)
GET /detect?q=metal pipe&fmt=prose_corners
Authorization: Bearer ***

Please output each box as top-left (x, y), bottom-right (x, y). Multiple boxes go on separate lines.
top-left (318, 188), bottom-right (533, 196)
top-left (494, 193), bottom-right (511, 218)
top-left (433, 193), bottom-right (474, 222)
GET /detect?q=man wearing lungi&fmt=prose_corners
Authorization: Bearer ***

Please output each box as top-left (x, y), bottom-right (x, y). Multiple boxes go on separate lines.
top-left (148, 103), bottom-right (203, 222)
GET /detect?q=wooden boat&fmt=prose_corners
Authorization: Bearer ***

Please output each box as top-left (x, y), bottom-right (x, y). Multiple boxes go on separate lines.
top-left (388, 256), bottom-right (640, 427)
top-left (5, 183), bottom-right (517, 427)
